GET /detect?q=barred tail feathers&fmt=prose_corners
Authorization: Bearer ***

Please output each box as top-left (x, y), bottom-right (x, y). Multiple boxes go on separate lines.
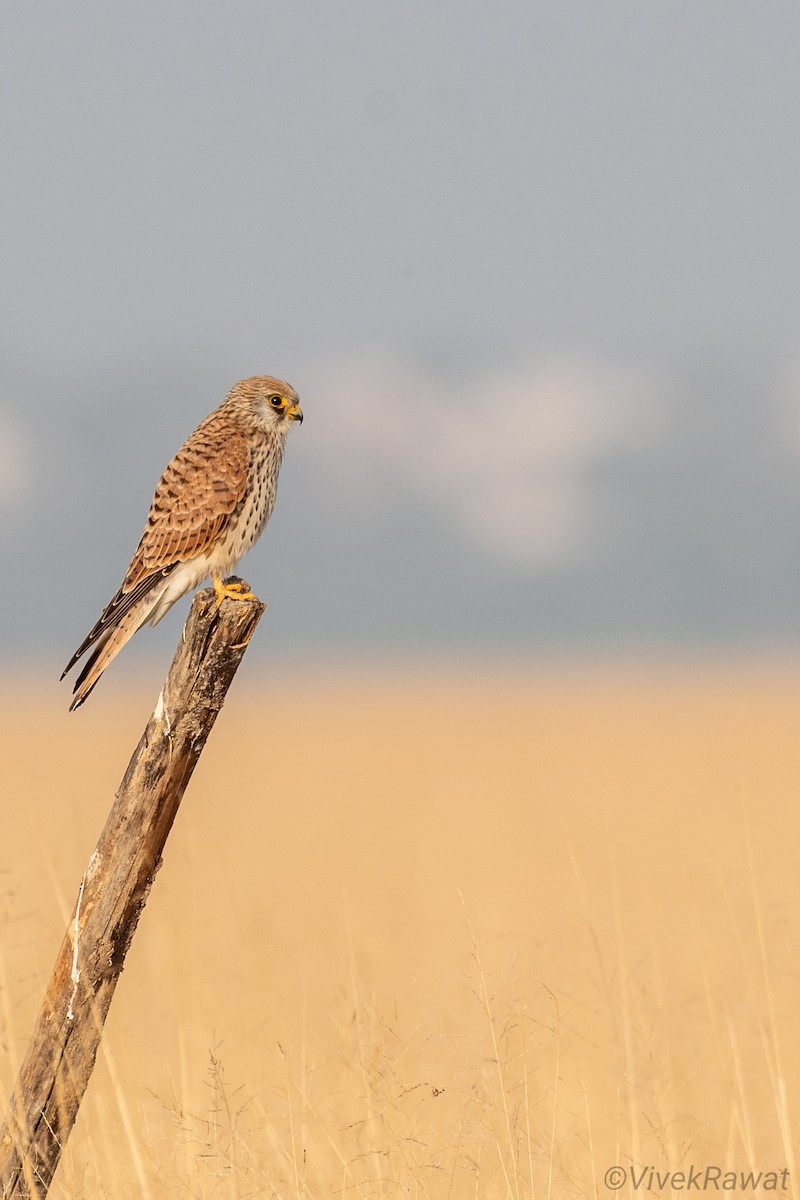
top-left (64, 565), bottom-right (186, 709)
top-left (68, 606), bottom-right (148, 710)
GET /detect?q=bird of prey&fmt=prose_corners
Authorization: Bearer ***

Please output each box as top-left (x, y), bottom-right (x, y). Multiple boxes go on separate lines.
top-left (62, 375), bottom-right (303, 710)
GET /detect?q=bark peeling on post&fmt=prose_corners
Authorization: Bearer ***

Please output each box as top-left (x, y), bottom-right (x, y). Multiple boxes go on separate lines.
top-left (0, 585), bottom-right (265, 1198)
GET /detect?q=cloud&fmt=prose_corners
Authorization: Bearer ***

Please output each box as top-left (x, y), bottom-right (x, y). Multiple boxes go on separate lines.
top-left (303, 355), bottom-right (663, 564)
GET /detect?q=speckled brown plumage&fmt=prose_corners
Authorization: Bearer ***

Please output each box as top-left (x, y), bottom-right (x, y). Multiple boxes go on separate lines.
top-left (62, 375), bottom-right (303, 710)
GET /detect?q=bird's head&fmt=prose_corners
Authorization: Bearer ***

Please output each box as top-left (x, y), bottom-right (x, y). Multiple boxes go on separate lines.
top-left (227, 376), bottom-right (304, 432)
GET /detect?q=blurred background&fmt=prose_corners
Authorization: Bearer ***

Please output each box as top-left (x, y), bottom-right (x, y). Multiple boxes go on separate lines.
top-left (2, 1), bottom-right (800, 670)
top-left (3, 9), bottom-right (800, 1192)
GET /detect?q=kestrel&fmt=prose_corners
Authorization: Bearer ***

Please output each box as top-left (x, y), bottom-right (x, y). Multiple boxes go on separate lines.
top-left (62, 375), bottom-right (303, 711)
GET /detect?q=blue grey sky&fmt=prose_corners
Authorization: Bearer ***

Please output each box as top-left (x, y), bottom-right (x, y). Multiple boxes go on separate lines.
top-left (2, 2), bottom-right (800, 669)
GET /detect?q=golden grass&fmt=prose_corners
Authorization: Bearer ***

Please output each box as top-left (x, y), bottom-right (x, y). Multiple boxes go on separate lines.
top-left (1, 663), bottom-right (798, 1197)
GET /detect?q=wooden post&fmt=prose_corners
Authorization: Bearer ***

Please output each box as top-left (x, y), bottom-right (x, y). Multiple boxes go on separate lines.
top-left (0, 584), bottom-right (265, 1198)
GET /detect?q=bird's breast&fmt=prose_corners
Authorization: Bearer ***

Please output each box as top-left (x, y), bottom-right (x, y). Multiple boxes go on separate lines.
top-left (218, 439), bottom-right (283, 569)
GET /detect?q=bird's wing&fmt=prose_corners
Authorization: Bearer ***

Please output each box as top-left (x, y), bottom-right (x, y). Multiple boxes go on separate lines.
top-left (63, 428), bottom-right (250, 677)
top-left (124, 427), bottom-right (250, 587)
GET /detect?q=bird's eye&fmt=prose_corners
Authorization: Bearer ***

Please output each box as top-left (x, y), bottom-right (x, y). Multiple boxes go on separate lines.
top-left (269, 395), bottom-right (284, 408)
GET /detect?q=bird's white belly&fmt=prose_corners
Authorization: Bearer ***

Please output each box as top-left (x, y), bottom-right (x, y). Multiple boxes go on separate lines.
top-left (145, 557), bottom-right (218, 626)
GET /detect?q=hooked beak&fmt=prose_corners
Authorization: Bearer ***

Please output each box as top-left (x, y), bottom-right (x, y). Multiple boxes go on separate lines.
top-left (287, 403), bottom-right (303, 424)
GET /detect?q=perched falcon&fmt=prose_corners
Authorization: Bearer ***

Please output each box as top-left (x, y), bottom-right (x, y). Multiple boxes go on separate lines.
top-left (62, 375), bottom-right (303, 711)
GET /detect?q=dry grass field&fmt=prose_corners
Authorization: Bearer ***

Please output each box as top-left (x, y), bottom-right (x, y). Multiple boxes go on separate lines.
top-left (1, 662), bottom-right (798, 1197)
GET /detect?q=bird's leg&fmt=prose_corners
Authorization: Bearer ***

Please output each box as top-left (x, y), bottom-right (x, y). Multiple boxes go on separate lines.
top-left (212, 574), bottom-right (257, 606)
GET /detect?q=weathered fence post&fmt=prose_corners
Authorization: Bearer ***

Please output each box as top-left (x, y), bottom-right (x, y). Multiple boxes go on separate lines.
top-left (0, 584), bottom-right (265, 1198)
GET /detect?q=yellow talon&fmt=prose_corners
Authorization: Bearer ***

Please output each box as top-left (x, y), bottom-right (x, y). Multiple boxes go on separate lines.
top-left (212, 576), bottom-right (256, 606)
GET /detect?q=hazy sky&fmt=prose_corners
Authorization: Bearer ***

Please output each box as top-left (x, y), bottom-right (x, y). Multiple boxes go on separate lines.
top-left (2, 3), bottom-right (800, 670)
